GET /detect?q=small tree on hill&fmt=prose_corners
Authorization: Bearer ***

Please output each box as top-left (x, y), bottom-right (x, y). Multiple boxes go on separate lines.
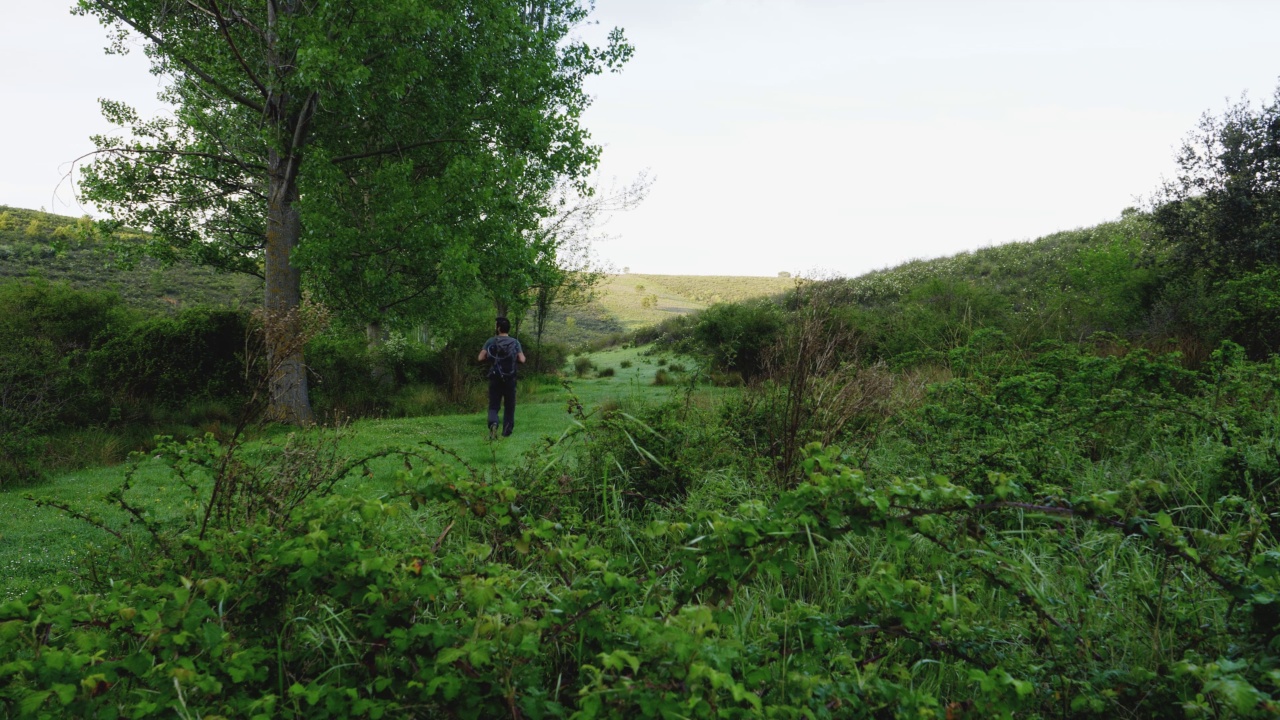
top-left (1154, 86), bottom-right (1280, 279)
top-left (1151, 83), bottom-right (1280, 356)
top-left (523, 173), bottom-right (651, 369)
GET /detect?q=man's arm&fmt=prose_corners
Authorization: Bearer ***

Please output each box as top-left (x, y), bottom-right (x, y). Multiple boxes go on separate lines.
top-left (478, 349), bottom-right (489, 362)
top-left (517, 351), bottom-right (527, 364)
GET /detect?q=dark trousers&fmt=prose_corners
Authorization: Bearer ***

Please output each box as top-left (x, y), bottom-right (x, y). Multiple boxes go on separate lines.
top-left (487, 375), bottom-right (517, 435)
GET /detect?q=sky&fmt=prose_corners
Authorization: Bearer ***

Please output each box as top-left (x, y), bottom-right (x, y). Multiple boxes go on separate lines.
top-left (4, 1), bottom-right (1280, 278)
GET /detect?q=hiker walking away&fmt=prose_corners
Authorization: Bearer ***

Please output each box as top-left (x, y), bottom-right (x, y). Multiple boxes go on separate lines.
top-left (478, 316), bottom-right (526, 439)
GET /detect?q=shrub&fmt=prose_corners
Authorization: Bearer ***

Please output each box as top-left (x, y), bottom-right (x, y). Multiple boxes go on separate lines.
top-left (693, 300), bottom-right (784, 380)
top-left (573, 355), bottom-right (595, 377)
top-left (620, 359), bottom-right (633, 369)
top-left (652, 368), bottom-right (672, 386)
top-left (91, 308), bottom-right (251, 415)
top-left (0, 281), bottom-right (125, 484)
top-left (709, 370), bottom-right (744, 387)
top-left (667, 362), bottom-right (687, 373)
top-left (306, 329), bottom-right (383, 415)
top-left (571, 400), bottom-right (733, 503)
top-left (598, 366), bottom-right (616, 377)
top-left (531, 340), bottom-right (569, 374)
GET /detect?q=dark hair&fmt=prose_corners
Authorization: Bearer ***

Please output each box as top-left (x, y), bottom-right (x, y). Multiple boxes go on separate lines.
top-left (496, 316), bottom-right (511, 333)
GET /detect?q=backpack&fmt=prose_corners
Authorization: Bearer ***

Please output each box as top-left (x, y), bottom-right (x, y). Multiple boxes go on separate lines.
top-left (487, 336), bottom-right (520, 379)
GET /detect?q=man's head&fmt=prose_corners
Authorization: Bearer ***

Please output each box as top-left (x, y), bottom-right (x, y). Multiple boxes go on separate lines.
top-left (496, 316), bottom-right (511, 334)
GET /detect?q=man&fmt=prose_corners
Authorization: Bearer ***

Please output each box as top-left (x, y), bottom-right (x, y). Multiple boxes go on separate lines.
top-left (478, 316), bottom-right (526, 439)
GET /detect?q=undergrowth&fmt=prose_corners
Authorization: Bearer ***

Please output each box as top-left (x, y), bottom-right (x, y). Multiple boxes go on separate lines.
top-left (3, 337), bottom-right (1279, 718)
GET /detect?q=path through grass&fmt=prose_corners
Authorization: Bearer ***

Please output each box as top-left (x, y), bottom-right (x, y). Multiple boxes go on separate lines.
top-left (0, 346), bottom-right (709, 601)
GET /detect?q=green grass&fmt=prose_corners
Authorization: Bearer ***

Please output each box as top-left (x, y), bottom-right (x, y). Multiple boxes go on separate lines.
top-left (0, 345), bottom-right (708, 601)
top-left (540, 273), bottom-right (796, 345)
top-left (0, 205), bottom-right (262, 314)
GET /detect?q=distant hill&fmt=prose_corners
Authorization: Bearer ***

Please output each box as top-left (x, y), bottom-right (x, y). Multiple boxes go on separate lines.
top-left (537, 273), bottom-right (795, 346)
top-left (0, 206), bottom-right (261, 313)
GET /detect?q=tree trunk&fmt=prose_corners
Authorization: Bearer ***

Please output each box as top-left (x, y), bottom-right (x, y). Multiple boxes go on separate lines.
top-left (262, 0), bottom-right (314, 426)
top-left (366, 320), bottom-right (391, 386)
top-left (532, 285), bottom-right (554, 373)
top-left (264, 164), bottom-right (314, 425)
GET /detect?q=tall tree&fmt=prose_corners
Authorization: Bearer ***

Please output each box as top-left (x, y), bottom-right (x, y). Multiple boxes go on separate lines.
top-left (74, 0), bottom-right (630, 423)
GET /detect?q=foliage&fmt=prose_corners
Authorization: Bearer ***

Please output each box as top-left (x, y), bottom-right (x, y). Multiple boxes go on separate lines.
top-left (1143, 85), bottom-right (1280, 358)
top-left (536, 341), bottom-right (571, 375)
top-left (304, 327), bottom-right (437, 418)
top-left (573, 355), bottom-right (596, 378)
top-left (6, 351), bottom-right (1280, 716)
top-left (693, 301), bottom-right (785, 381)
top-left (90, 308), bottom-right (251, 415)
top-left (725, 298), bottom-right (893, 484)
top-left (1153, 85), bottom-right (1280, 280)
top-left (523, 174), bottom-right (650, 367)
top-left (0, 281), bottom-right (125, 486)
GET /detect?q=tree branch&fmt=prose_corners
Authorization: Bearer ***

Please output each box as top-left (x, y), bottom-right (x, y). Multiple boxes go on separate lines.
top-left (282, 92), bottom-right (319, 188)
top-left (208, 0), bottom-right (270, 98)
top-left (330, 137), bottom-right (462, 165)
top-left (86, 0), bottom-right (267, 114)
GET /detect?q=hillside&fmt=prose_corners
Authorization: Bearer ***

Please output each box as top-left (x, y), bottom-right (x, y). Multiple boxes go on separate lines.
top-left (0, 206), bottom-right (261, 313)
top-left (597, 273), bottom-right (794, 326)
top-left (539, 272), bottom-right (795, 346)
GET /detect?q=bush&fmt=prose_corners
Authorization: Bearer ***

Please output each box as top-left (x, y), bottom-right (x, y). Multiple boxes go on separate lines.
top-left (708, 369), bottom-right (743, 387)
top-left (571, 400), bottom-right (734, 503)
top-left (91, 308), bottom-right (251, 416)
top-left (573, 355), bottom-right (595, 377)
top-left (306, 329), bottom-right (383, 415)
top-left (530, 340), bottom-right (569, 374)
top-left (693, 300), bottom-right (784, 381)
top-left (598, 366), bottom-right (616, 377)
top-left (652, 368), bottom-right (672, 386)
top-left (0, 281), bottom-right (125, 485)
top-left (620, 359), bottom-right (633, 369)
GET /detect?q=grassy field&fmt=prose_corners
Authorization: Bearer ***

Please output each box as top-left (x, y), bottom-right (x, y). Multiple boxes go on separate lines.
top-left (0, 345), bottom-right (708, 602)
top-left (549, 273), bottom-right (796, 337)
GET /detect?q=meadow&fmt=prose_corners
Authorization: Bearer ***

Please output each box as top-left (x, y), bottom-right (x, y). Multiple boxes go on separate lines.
top-left (0, 346), bottom-right (699, 602)
top-left (3, 190), bottom-right (1280, 716)
top-left (4, 314), bottom-right (1278, 717)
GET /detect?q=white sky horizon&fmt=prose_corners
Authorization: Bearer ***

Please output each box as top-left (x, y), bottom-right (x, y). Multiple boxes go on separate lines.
top-left (3, 1), bottom-right (1279, 278)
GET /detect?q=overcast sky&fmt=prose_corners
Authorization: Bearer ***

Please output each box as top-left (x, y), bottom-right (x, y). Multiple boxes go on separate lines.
top-left (4, 1), bottom-right (1280, 277)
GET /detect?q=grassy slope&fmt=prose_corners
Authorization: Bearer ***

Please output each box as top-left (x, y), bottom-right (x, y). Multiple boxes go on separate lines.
top-left (0, 346), bottom-right (708, 601)
top-left (0, 205), bottom-right (261, 313)
top-left (542, 273), bottom-right (795, 345)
